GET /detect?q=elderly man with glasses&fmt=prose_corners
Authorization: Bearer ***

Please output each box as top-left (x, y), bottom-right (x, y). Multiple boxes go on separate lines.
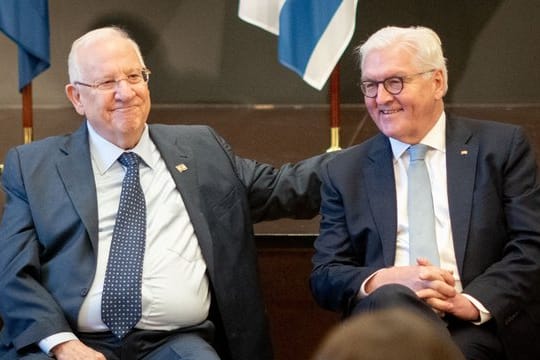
top-left (0, 26), bottom-right (331, 360)
top-left (310, 25), bottom-right (540, 360)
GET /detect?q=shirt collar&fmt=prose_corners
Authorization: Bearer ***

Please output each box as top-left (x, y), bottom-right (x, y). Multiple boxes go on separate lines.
top-left (389, 111), bottom-right (446, 160)
top-left (87, 121), bottom-right (154, 174)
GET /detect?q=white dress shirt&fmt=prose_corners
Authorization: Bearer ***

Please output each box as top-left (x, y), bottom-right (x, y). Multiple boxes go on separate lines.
top-left (390, 112), bottom-right (461, 287)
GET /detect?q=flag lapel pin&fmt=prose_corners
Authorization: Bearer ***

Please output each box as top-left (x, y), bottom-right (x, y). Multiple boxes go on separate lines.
top-left (176, 163), bottom-right (188, 173)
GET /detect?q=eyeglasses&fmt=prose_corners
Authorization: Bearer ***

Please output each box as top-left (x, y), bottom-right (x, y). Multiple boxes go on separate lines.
top-left (74, 68), bottom-right (151, 91)
top-left (359, 69), bottom-right (435, 98)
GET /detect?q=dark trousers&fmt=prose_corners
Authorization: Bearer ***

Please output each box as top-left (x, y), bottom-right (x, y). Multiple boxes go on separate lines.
top-left (351, 284), bottom-right (505, 360)
top-left (10, 321), bottom-right (220, 360)
top-left (77, 320), bottom-right (220, 360)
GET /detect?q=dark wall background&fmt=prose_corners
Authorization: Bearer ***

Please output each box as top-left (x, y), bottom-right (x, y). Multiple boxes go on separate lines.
top-left (0, 0), bottom-right (539, 107)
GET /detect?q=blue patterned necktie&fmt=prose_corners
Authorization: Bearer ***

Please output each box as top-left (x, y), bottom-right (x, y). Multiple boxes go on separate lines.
top-left (102, 152), bottom-right (146, 339)
top-left (407, 144), bottom-right (440, 266)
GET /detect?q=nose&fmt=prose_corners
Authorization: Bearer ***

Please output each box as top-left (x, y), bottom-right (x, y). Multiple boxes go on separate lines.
top-left (375, 82), bottom-right (393, 103)
top-left (114, 79), bottom-right (136, 100)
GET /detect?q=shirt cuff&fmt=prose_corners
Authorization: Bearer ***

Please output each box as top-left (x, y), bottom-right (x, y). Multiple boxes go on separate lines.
top-left (357, 270), bottom-right (382, 298)
top-left (462, 293), bottom-right (492, 325)
top-left (38, 332), bottom-right (79, 356)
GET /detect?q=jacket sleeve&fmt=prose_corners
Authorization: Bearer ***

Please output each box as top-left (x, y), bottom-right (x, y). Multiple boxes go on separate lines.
top-left (206, 126), bottom-right (334, 223)
top-left (461, 126), bottom-right (540, 324)
top-left (309, 159), bottom-right (378, 313)
top-left (0, 147), bottom-right (73, 351)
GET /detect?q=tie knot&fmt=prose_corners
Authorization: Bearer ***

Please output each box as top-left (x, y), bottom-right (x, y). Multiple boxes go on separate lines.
top-left (118, 152), bottom-right (140, 168)
top-left (408, 144), bottom-right (429, 161)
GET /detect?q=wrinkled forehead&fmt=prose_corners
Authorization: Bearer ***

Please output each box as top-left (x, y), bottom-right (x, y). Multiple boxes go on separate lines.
top-left (76, 37), bottom-right (143, 77)
top-left (361, 47), bottom-right (418, 79)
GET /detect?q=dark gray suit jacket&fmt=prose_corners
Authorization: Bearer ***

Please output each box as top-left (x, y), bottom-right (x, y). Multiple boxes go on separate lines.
top-left (310, 115), bottom-right (540, 359)
top-left (0, 122), bottom-right (327, 359)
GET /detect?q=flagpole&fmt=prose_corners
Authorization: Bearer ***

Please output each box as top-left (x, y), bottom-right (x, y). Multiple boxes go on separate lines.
top-left (22, 83), bottom-right (33, 144)
top-left (326, 64), bottom-right (341, 152)
top-left (1, 83), bottom-right (35, 175)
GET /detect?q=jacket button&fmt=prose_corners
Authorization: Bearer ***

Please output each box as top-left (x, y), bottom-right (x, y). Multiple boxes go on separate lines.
top-left (80, 288), bottom-right (89, 296)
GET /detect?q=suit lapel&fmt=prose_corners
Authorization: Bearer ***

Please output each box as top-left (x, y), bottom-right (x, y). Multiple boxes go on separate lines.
top-left (445, 116), bottom-right (478, 272)
top-left (149, 126), bottom-right (215, 278)
top-left (56, 123), bottom-right (99, 252)
top-left (364, 136), bottom-right (398, 266)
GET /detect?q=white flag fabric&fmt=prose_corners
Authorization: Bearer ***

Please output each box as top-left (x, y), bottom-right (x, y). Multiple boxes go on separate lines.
top-left (239, 0), bottom-right (358, 90)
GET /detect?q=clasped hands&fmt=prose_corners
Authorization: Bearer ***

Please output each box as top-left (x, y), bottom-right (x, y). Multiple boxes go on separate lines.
top-left (365, 258), bottom-right (480, 321)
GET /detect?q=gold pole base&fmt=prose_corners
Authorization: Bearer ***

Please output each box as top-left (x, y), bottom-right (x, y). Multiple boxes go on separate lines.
top-left (326, 127), bottom-right (342, 153)
top-left (24, 127), bottom-right (33, 144)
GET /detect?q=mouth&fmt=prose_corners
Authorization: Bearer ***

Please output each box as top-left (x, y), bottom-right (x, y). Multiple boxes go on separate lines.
top-left (113, 105), bottom-right (138, 112)
top-left (379, 108), bottom-right (402, 115)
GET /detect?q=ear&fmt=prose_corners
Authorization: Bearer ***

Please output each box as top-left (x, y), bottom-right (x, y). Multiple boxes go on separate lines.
top-left (65, 84), bottom-right (85, 116)
top-left (432, 69), bottom-right (446, 100)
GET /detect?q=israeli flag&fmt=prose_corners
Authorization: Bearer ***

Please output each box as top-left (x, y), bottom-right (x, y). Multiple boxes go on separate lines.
top-left (239, 0), bottom-right (358, 90)
top-left (0, 0), bottom-right (50, 91)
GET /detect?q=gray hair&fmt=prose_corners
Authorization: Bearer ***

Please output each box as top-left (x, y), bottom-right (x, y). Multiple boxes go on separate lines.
top-left (356, 26), bottom-right (448, 94)
top-left (67, 26), bottom-right (146, 83)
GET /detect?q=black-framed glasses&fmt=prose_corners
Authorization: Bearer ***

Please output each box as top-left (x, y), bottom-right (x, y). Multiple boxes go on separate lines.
top-left (74, 68), bottom-right (151, 91)
top-left (360, 69), bottom-right (435, 98)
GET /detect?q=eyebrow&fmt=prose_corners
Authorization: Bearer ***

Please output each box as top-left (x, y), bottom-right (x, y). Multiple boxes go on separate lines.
top-left (97, 68), bottom-right (143, 78)
top-left (361, 72), bottom-right (409, 81)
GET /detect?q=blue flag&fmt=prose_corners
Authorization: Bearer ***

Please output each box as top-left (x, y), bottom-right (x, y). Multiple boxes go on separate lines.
top-left (239, 0), bottom-right (358, 90)
top-left (0, 0), bottom-right (50, 92)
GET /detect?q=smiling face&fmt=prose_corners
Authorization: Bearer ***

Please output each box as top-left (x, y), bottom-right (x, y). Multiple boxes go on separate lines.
top-left (362, 46), bottom-right (445, 144)
top-left (65, 32), bottom-right (151, 149)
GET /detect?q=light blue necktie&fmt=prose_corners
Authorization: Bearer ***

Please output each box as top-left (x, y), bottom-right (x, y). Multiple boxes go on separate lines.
top-left (407, 144), bottom-right (439, 266)
top-left (102, 152), bottom-right (146, 339)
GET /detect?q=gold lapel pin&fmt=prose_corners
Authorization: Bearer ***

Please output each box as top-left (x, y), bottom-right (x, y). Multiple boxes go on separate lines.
top-left (460, 150), bottom-right (468, 155)
top-left (176, 163), bottom-right (188, 173)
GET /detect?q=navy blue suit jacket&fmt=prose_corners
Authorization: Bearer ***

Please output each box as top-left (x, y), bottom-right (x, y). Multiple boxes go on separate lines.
top-left (311, 115), bottom-right (540, 359)
top-left (0, 122), bottom-right (328, 359)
